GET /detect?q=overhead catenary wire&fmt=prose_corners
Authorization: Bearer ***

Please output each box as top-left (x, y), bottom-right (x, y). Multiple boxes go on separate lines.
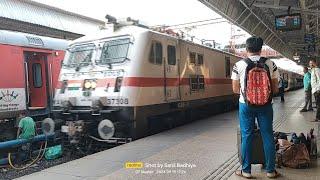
top-left (152, 18), bottom-right (230, 48)
top-left (152, 17), bottom-right (224, 28)
top-left (170, 20), bottom-right (228, 30)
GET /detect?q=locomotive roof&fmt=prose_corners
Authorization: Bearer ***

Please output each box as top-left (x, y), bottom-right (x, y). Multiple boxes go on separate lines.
top-left (0, 30), bottom-right (69, 50)
top-left (70, 25), bottom-right (240, 58)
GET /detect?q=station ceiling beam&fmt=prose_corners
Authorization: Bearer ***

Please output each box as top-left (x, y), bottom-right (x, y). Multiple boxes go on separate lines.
top-left (199, 0), bottom-right (295, 60)
top-left (198, 0), bottom-right (320, 65)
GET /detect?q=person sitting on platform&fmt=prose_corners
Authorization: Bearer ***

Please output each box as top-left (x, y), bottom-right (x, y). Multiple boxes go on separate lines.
top-left (17, 111), bottom-right (36, 139)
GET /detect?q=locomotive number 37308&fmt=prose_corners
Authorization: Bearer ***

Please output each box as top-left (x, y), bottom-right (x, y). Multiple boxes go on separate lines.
top-left (106, 98), bottom-right (129, 105)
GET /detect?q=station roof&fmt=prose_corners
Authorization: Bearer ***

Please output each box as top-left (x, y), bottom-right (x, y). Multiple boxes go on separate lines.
top-left (199, 0), bottom-right (319, 65)
top-left (0, 0), bottom-right (105, 40)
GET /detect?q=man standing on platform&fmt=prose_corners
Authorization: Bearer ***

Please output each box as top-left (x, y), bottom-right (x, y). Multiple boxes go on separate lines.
top-left (310, 59), bottom-right (320, 121)
top-left (232, 36), bottom-right (280, 179)
top-left (300, 66), bottom-right (313, 112)
top-left (278, 76), bottom-right (285, 102)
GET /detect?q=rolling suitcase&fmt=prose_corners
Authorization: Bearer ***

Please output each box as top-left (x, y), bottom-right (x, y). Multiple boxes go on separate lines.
top-left (237, 127), bottom-right (265, 165)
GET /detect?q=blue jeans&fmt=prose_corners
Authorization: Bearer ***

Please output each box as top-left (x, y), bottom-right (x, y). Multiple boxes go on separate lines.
top-left (239, 102), bottom-right (275, 173)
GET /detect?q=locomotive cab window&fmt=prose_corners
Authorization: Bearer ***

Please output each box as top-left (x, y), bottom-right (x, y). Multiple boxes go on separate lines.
top-left (149, 41), bottom-right (163, 64)
top-left (67, 43), bottom-right (95, 67)
top-left (225, 57), bottom-right (231, 78)
top-left (99, 38), bottom-right (130, 64)
top-left (189, 52), bottom-right (196, 64)
top-left (32, 63), bottom-right (42, 88)
top-left (167, 45), bottom-right (176, 65)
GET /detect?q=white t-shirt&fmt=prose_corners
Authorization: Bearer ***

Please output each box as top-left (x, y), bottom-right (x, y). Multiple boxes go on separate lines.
top-left (311, 67), bottom-right (320, 94)
top-left (231, 55), bottom-right (280, 103)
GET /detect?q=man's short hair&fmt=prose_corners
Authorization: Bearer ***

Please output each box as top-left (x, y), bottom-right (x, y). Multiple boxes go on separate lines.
top-left (246, 36), bottom-right (263, 53)
top-left (20, 110), bottom-right (28, 116)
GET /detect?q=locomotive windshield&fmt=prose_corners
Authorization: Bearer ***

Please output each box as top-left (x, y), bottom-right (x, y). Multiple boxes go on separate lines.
top-left (97, 38), bottom-right (130, 64)
top-left (66, 44), bottom-right (95, 67)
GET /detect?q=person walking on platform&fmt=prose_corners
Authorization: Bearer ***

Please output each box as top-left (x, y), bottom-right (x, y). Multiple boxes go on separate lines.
top-left (310, 59), bottom-right (320, 121)
top-left (300, 66), bottom-right (313, 112)
top-left (278, 76), bottom-right (285, 102)
top-left (232, 36), bottom-right (280, 179)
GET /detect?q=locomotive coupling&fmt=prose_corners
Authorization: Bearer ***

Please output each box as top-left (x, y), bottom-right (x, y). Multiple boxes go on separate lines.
top-left (61, 120), bottom-right (85, 144)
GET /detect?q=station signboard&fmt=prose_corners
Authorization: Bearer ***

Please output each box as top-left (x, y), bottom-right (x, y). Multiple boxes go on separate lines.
top-left (275, 13), bottom-right (301, 31)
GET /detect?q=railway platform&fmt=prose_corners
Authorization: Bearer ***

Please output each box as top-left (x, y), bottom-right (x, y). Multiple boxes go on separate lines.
top-left (17, 89), bottom-right (320, 180)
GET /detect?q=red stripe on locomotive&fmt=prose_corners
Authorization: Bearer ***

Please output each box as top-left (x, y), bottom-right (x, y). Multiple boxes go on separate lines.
top-left (57, 77), bottom-right (232, 88)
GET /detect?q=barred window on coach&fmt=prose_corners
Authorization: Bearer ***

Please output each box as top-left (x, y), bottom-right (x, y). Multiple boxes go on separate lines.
top-left (189, 52), bottom-right (196, 64)
top-left (189, 75), bottom-right (205, 92)
top-left (167, 45), bottom-right (176, 65)
top-left (149, 41), bottom-right (163, 65)
top-left (189, 75), bottom-right (198, 91)
top-left (198, 75), bottom-right (205, 90)
top-left (197, 54), bottom-right (204, 65)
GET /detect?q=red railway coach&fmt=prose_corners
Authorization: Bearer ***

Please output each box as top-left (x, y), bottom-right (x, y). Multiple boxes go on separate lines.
top-left (0, 30), bottom-right (68, 140)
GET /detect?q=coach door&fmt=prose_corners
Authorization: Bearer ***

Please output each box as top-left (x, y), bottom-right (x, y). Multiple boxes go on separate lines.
top-left (164, 40), bottom-right (180, 101)
top-left (24, 52), bottom-right (48, 110)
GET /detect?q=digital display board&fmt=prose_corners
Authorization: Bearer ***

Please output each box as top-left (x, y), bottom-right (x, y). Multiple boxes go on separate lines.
top-left (275, 13), bottom-right (301, 31)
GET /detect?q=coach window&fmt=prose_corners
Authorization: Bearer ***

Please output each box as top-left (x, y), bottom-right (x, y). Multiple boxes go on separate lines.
top-left (149, 41), bottom-right (163, 65)
top-left (198, 75), bottom-right (205, 90)
top-left (225, 56), bottom-right (231, 78)
top-left (167, 45), bottom-right (176, 65)
top-left (33, 63), bottom-right (42, 88)
top-left (284, 73), bottom-right (289, 81)
top-left (189, 52), bottom-right (196, 64)
top-left (189, 75), bottom-right (198, 91)
top-left (197, 54), bottom-right (204, 65)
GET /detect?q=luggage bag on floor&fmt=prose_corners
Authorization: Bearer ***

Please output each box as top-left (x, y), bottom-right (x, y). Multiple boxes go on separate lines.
top-left (237, 127), bottom-right (265, 165)
top-left (276, 141), bottom-right (311, 168)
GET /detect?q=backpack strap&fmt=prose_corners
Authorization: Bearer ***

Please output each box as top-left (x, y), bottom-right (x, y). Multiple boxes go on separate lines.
top-left (243, 58), bottom-right (253, 66)
top-left (242, 58), bottom-right (254, 104)
top-left (259, 57), bottom-right (273, 103)
top-left (258, 57), bottom-right (268, 64)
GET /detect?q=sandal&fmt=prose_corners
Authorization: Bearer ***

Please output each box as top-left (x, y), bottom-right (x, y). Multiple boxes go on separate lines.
top-left (235, 170), bottom-right (253, 179)
top-left (266, 170), bottom-right (280, 179)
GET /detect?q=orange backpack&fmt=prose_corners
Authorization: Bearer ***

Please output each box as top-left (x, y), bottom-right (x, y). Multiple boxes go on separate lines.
top-left (243, 58), bottom-right (272, 106)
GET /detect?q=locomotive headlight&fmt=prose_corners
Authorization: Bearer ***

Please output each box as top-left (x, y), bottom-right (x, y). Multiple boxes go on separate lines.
top-left (83, 79), bottom-right (97, 90)
top-left (91, 81), bottom-right (97, 89)
top-left (84, 81), bottom-right (92, 89)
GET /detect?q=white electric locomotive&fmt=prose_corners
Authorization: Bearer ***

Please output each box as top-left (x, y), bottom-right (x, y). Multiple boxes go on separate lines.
top-left (44, 21), bottom-right (241, 146)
